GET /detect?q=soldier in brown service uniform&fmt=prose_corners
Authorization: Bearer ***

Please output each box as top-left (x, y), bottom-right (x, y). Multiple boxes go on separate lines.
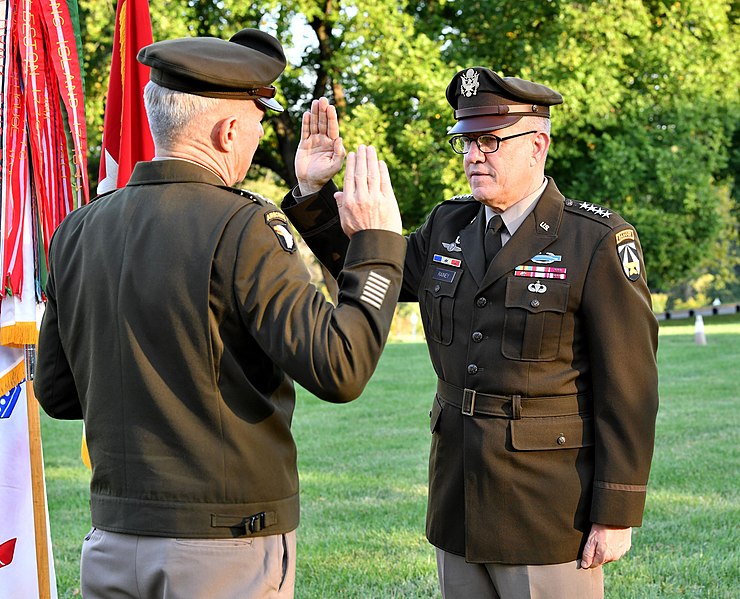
top-left (35, 29), bottom-right (405, 599)
top-left (283, 69), bottom-right (659, 598)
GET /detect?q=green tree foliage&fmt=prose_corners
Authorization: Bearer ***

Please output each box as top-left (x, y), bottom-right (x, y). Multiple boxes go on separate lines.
top-left (413, 0), bottom-right (738, 291)
top-left (79, 0), bottom-right (738, 294)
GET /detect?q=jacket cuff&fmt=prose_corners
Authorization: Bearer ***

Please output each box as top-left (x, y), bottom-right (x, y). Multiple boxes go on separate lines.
top-left (281, 181), bottom-right (339, 235)
top-left (590, 481), bottom-right (648, 527)
top-left (346, 229), bottom-right (407, 270)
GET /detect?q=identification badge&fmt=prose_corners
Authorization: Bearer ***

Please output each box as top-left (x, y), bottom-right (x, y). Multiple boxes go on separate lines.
top-left (432, 268), bottom-right (456, 283)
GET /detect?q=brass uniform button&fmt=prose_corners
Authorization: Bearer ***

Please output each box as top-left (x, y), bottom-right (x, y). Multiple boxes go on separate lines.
top-left (557, 434), bottom-right (566, 445)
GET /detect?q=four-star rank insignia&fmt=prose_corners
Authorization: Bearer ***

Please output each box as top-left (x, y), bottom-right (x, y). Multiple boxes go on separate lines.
top-left (616, 228), bottom-right (641, 281)
top-left (265, 210), bottom-right (297, 253)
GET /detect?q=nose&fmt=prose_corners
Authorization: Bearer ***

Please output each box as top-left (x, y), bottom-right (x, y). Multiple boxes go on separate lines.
top-left (465, 140), bottom-right (486, 164)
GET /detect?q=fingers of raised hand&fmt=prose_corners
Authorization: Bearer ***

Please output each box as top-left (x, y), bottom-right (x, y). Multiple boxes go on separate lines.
top-left (364, 146), bottom-right (381, 193)
top-left (327, 104), bottom-right (340, 140)
top-left (309, 99), bottom-right (320, 135)
top-left (343, 151), bottom-right (357, 201)
top-left (378, 159), bottom-right (394, 199)
top-left (318, 98), bottom-right (329, 135)
top-left (353, 145), bottom-right (369, 197)
top-left (300, 110), bottom-right (311, 142)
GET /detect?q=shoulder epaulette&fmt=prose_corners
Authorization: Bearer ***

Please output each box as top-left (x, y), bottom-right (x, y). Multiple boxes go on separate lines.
top-left (445, 193), bottom-right (477, 204)
top-left (90, 189), bottom-right (118, 203)
top-left (563, 198), bottom-right (627, 228)
top-left (217, 186), bottom-right (275, 205)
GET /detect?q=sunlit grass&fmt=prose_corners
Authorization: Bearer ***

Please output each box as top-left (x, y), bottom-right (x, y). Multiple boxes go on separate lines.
top-left (42, 314), bottom-right (740, 597)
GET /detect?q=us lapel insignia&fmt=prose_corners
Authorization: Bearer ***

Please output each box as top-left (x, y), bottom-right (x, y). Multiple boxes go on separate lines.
top-left (442, 236), bottom-right (462, 252)
top-left (265, 210), bottom-right (297, 253)
top-left (616, 229), bottom-right (640, 281)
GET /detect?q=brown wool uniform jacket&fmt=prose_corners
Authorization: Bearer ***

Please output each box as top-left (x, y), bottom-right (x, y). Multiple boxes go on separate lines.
top-left (35, 159), bottom-right (406, 539)
top-left (284, 177), bottom-right (659, 564)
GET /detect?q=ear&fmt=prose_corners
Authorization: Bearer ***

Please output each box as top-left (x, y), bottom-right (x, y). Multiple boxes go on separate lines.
top-left (213, 116), bottom-right (238, 153)
top-left (531, 131), bottom-right (550, 166)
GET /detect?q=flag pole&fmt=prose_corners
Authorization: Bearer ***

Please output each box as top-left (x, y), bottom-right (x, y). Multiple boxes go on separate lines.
top-left (25, 345), bottom-right (51, 599)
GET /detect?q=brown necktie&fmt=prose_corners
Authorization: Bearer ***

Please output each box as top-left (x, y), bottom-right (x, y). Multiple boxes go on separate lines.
top-left (484, 214), bottom-right (504, 265)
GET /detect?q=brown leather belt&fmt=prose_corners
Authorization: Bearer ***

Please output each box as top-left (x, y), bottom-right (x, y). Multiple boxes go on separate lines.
top-left (436, 380), bottom-right (589, 419)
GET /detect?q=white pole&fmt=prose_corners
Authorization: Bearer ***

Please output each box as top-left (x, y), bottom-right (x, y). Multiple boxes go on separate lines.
top-left (694, 315), bottom-right (707, 346)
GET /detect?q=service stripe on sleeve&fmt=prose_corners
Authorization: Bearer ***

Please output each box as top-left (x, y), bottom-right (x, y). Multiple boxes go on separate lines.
top-left (360, 271), bottom-right (391, 310)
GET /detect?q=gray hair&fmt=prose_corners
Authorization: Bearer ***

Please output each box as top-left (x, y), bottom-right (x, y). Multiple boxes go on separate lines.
top-left (522, 115), bottom-right (551, 136)
top-left (143, 81), bottom-right (222, 149)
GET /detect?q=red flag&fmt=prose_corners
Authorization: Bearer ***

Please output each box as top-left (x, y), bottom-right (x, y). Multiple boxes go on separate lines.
top-left (97, 0), bottom-right (154, 194)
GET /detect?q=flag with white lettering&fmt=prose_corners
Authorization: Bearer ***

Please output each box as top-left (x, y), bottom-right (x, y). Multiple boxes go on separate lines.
top-left (0, 1), bottom-right (88, 596)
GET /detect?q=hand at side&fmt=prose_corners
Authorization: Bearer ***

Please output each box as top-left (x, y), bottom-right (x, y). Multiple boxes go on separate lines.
top-left (580, 524), bottom-right (632, 569)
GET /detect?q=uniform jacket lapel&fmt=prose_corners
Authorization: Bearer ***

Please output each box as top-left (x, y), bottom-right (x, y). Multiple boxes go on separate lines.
top-left (479, 179), bottom-right (564, 291)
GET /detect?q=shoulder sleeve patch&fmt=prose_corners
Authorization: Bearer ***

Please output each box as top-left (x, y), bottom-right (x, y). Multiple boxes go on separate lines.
top-left (616, 228), bottom-right (641, 281)
top-left (265, 210), bottom-right (297, 253)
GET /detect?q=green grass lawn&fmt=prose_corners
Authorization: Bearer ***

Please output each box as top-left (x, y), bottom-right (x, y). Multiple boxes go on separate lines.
top-left (41, 313), bottom-right (740, 597)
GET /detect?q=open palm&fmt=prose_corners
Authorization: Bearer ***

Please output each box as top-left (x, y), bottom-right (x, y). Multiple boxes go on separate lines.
top-left (295, 97), bottom-right (346, 195)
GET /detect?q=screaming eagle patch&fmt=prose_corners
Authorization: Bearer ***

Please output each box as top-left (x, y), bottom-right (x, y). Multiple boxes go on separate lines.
top-left (616, 229), bottom-right (640, 281)
top-left (265, 210), bottom-right (297, 253)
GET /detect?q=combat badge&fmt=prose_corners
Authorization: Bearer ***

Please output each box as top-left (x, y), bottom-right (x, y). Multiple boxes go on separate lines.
top-left (530, 252), bottom-right (561, 264)
top-left (616, 229), bottom-right (640, 281)
top-left (265, 210), bottom-right (297, 253)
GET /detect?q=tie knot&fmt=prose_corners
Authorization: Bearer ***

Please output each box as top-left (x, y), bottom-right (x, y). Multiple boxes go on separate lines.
top-left (487, 214), bottom-right (504, 235)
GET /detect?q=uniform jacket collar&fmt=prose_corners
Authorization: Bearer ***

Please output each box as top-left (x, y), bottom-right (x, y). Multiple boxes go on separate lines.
top-left (460, 176), bottom-right (564, 289)
top-left (126, 159), bottom-right (227, 187)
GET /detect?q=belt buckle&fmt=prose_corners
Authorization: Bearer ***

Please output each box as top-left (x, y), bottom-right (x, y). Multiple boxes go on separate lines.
top-left (461, 388), bottom-right (476, 416)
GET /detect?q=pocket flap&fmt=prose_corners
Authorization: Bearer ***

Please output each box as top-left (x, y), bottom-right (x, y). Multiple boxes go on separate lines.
top-left (511, 414), bottom-right (593, 450)
top-left (505, 276), bottom-right (569, 314)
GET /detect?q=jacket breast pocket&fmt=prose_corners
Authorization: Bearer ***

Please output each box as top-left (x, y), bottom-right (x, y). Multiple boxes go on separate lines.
top-left (421, 268), bottom-right (462, 345)
top-left (510, 414), bottom-right (594, 451)
top-left (502, 276), bottom-right (569, 361)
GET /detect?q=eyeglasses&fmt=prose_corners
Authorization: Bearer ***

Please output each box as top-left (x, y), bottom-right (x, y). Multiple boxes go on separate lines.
top-left (448, 130), bottom-right (538, 155)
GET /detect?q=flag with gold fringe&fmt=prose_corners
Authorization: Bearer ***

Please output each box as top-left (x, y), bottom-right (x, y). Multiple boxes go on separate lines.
top-left (0, 0), bottom-right (88, 596)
